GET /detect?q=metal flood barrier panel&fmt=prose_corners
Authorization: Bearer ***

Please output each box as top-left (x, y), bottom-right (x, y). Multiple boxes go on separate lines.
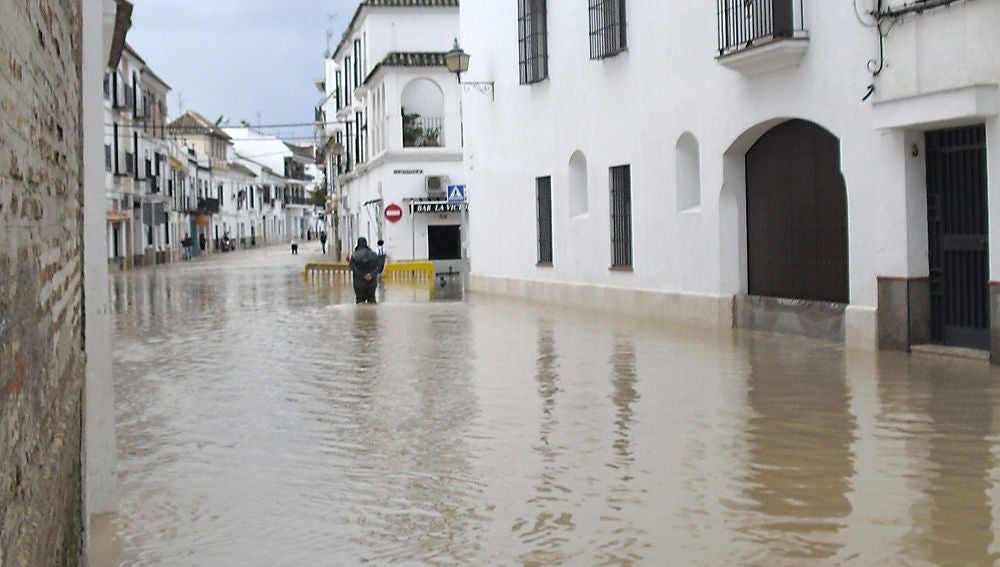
top-left (303, 261), bottom-right (435, 287)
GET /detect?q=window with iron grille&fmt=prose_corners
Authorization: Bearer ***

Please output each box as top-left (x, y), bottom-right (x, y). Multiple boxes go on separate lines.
top-left (609, 164), bottom-right (632, 268)
top-left (536, 176), bottom-right (553, 265)
top-left (518, 0), bottom-right (549, 84)
top-left (353, 40), bottom-right (362, 88)
top-left (335, 71), bottom-right (342, 110)
top-left (589, 0), bottom-right (627, 60)
top-left (345, 121), bottom-right (354, 173)
top-left (355, 111), bottom-right (366, 165)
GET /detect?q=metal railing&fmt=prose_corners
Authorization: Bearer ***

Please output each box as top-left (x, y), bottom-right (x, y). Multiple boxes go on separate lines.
top-left (402, 116), bottom-right (444, 148)
top-left (717, 0), bottom-right (804, 56)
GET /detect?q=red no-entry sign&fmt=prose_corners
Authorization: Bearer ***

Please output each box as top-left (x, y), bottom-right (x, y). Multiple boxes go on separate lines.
top-left (384, 203), bottom-right (403, 222)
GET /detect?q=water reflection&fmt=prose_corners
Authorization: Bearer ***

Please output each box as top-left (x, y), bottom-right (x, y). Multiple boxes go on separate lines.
top-left (95, 248), bottom-right (1000, 565)
top-left (875, 354), bottom-right (1000, 565)
top-left (736, 334), bottom-right (856, 562)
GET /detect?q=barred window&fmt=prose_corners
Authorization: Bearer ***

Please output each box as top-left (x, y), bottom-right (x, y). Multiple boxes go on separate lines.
top-left (335, 71), bottom-right (342, 110)
top-left (518, 0), bottom-right (548, 84)
top-left (536, 176), bottom-right (553, 265)
top-left (609, 165), bottom-right (632, 269)
top-left (589, 0), bottom-right (627, 60)
top-left (356, 111), bottom-right (367, 165)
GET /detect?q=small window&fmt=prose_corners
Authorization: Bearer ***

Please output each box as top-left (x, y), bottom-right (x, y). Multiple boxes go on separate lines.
top-left (589, 0), bottom-right (627, 60)
top-left (104, 145), bottom-right (112, 172)
top-left (609, 164), bottom-right (632, 269)
top-left (518, 0), bottom-right (549, 84)
top-left (536, 176), bottom-right (553, 265)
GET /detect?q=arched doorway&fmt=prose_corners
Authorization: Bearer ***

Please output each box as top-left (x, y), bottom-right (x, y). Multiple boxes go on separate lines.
top-left (746, 119), bottom-right (848, 303)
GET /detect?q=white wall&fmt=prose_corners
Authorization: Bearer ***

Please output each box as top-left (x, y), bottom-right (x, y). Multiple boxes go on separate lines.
top-left (84, 0), bottom-right (118, 523)
top-left (461, 0), bottom-right (1000, 347)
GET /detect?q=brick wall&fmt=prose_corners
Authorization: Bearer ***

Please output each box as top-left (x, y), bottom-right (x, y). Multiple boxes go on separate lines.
top-left (0, 0), bottom-right (85, 564)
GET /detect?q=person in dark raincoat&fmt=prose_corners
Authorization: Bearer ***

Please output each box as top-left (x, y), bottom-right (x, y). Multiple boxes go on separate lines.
top-left (349, 237), bottom-right (382, 304)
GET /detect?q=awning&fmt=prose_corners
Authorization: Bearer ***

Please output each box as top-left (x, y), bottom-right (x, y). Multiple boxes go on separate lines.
top-left (106, 211), bottom-right (130, 223)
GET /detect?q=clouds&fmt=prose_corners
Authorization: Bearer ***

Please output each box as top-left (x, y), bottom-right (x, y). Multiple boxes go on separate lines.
top-left (128, 0), bottom-right (362, 143)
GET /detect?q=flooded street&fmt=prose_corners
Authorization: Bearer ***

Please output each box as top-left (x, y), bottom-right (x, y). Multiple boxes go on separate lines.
top-left (93, 242), bottom-right (1000, 566)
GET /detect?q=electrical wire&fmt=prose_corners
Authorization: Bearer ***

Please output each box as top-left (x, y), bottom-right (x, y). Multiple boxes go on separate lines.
top-left (853, 0), bottom-right (879, 27)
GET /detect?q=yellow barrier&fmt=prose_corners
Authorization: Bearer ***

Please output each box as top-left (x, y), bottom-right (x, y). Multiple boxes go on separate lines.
top-left (302, 261), bottom-right (350, 282)
top-left (303, 260), bottom-right (434, 285)
top-left (383, 261), bottom-right (434, 284)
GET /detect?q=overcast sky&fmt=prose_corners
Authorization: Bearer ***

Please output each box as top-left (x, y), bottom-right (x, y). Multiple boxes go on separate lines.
top-left (128, 0), bottom-right (363, 145)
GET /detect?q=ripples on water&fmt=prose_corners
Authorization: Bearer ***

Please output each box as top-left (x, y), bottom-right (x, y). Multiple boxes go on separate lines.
top-left (101, 249), bottom-right (1000, 565)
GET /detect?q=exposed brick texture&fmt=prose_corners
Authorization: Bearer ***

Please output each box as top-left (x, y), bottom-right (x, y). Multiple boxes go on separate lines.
top-left (0, 0), bottom-right (85, 564)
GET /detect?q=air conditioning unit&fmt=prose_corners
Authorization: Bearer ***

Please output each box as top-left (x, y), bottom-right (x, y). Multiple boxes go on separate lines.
top-left (425, 175), bottom-right (449, 200)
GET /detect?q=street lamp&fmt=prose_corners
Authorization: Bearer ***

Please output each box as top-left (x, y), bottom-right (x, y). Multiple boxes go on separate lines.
top-left (444, 39), bottom-right (494, 100)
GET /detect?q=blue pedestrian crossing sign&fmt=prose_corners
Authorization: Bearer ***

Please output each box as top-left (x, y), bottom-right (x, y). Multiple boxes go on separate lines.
top-left (447, 184), bottom-right (466, 203)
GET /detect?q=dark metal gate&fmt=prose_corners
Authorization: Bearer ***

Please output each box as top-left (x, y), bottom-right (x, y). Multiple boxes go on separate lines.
top-left (926, 125), bottom-right (989, 350)
top-left (746, 119), bottom-right (849, 303)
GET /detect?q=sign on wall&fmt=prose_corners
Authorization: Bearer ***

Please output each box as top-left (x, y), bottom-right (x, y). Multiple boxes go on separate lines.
top-left (447, 184), bottom-right (466, 203)
top-left (385, 203), bottom-right (403, 222)
top-left (410, 202), bottom-right (469, 214)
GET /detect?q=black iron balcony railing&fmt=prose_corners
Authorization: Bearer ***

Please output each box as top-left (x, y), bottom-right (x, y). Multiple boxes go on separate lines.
top-left (196, 197), bottom-right (220, 214)
top-left (402, 115), bottom-right (444, 148)
top-left (717, 0), bottom-right (804, 56)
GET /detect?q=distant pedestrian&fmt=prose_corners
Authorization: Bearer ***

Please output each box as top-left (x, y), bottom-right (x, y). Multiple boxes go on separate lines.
top-left (320, 231), bottom-right (328, 254)
top-left (291, 238), bottom-right (298, 255)
top-left (349, 237), bottom-right (382, 304)
top-left (181, 234), bottom-right (194, 260)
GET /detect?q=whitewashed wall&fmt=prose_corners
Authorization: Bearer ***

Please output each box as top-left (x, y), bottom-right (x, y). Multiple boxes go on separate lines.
top-left (460, 0), bottom-right (1000, 348)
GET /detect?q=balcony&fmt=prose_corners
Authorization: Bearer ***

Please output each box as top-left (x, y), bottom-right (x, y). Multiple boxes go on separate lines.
top-left (402, 114), bottom-right (444, 148)
top-left (716, 0), bottom-right (808, 76)
top-left (196, 197), bottom-right (220, 214)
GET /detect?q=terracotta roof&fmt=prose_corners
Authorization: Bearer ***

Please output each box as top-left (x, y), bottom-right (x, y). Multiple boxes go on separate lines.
top-left (168, 111), bottom-right (231, 140)
top-left (364, 0), bottom-right (458, 6)
top-left (285, 143), bottom-right (316, 161)
top-left (366, 52), bottom-right (448, 83)
top-left (229, 163), bottom-right (257, 178)
top-left (333, 0), bottom-right (459, 59)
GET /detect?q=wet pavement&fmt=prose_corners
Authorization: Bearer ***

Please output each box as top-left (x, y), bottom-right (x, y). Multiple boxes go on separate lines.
top-left (90, 240), bottom-right (1000, 565)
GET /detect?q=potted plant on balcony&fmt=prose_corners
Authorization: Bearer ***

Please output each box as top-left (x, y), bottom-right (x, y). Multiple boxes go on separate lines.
top-left (423, 127), bottom-right (441, 147)
top-left (402, 108), bottom-right (423, 147)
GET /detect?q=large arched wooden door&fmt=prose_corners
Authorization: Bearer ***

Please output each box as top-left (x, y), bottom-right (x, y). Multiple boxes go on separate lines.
top-left (746, 119), bottom-right (848, 303)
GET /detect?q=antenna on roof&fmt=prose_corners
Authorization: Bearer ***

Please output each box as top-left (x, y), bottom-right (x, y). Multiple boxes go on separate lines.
top-left (325, 13), bottom-right (337, 58)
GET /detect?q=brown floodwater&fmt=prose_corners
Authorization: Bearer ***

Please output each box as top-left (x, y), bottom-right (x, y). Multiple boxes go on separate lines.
top-left (92, 243), bottom-right (1000, 566)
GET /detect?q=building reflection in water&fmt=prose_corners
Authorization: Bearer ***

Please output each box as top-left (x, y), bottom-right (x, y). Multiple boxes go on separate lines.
top-left (875, 353), bottom-right (1000, 565)
top-left (346, 303), bottom-right (483, 564)
top-left (737, 333), bottom-right (857, 562)
top-left (610, 335), bottom-right (639, 466)
top-left (100, 251), bottom-right (1000, 564)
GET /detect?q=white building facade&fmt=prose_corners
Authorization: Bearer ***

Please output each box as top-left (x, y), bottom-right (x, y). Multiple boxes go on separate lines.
top-left (460, 0), bottom-right (1000, 359)
top-left (319, 0), bottom-right (465, 266)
